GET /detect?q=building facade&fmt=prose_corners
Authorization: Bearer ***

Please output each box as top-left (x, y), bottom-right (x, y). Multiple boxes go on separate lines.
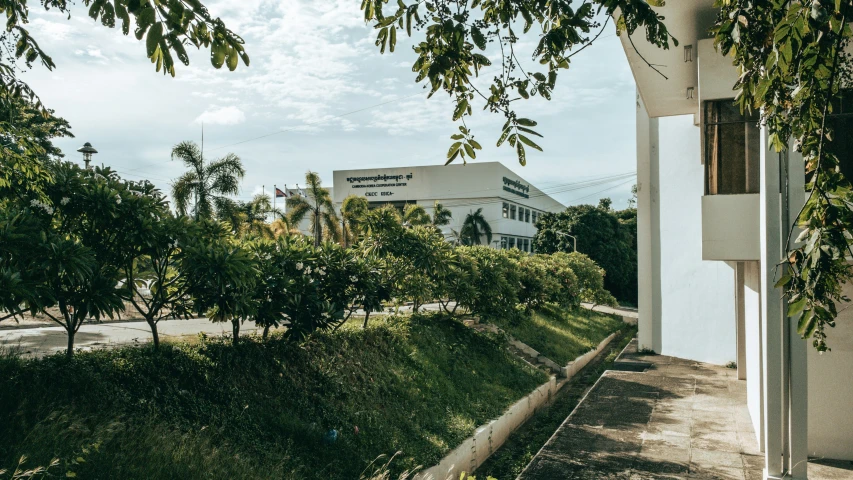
top-left (619, 3), bottom-right (853, 479)
top-left (329, 162), bottom-right (565, 249)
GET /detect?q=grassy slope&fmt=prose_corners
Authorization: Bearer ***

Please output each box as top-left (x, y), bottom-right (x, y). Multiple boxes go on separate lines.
top-left (0, 314), bottom-right (546, 480)
top-left (495, 305), bottom-right (625, 365)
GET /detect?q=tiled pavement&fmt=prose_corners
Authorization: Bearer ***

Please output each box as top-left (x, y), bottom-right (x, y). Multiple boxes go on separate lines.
top-left (517, 339), bottom-right (853, 480)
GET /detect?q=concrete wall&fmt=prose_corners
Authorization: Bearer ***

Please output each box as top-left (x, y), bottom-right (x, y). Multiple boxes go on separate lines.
top-left (808, 278), bottom-right (853, 460)
top-left (698, 38), bottom-right (739, 103)
top-left (656, 114), bottom-right (737, 365)
top-left (701, 194), bottom-right (760, 261)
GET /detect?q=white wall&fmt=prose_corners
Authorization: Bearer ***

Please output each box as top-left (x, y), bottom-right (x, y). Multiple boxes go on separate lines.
top-left (701, 195), bottom-right (760, 261)
top-left (656, 114), bottom-right (737, 365)
top-left (808, 277), bottom-right (853, 460)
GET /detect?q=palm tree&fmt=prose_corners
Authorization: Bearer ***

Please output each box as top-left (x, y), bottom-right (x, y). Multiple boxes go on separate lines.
top-left (461, 208), bottom-right (492, 245)
top-left (214, 194), bottom-right (283, 238)
top-left (431, 202), bottom-right (452, 227)
top-left (170, 141), bottom-right (245, 220)
top-left (287, 171), bottom-right (341, 247)
top-left (341, 195), bottom-right (369, 247)
top-left (403, 204), bottom-right (431, 226)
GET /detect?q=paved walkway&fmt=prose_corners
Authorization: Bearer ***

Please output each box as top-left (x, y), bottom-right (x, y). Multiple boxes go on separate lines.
top-left (518, 339), bottom-right (853, 480)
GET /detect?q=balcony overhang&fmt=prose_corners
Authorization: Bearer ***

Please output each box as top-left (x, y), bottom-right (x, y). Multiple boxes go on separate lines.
top-left (615, 1), bottom-right (719, 118)
top-left (702, 194), bottom-right (760, 261)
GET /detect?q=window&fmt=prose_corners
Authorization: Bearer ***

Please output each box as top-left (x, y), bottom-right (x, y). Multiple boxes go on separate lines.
top-left (508, 237), bottom-right (516, 249)
top-left (500, 237), bottom-right (507, 249)
top-left (525, 208), bottom-right (530, 223)
top-left (532, 211), bottom-right (538, 224)
top-left (510, 204), bottom-right (516, 220)
top-left (502, 202), bottom-right (509, 218)
top-left (704, 100), bottom-right (761, 195)
top-left (523, 238), bottom-right (529, 252)
top-left (828, 90), bottom-right (853, 181)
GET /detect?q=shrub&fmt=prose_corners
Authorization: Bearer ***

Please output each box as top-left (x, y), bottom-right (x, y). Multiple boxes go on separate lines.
top-left (555, 252), bottom-right (617, 307)
top-left (457, 247), bottom-right (520, 321)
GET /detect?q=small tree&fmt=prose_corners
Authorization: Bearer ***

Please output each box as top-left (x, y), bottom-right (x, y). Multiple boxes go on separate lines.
top-left (182, 234), bottom-right (257, 345)
top-left (122, 216), bottom-right (199, 349)
top-left (461, 208), bottom-right (492, 245)
top-left (431, 202), bottom-right (453, 228)
top-left (287, 172), bottom-right (340, 247)
top-left (341, 195), bottom-right (369, 247)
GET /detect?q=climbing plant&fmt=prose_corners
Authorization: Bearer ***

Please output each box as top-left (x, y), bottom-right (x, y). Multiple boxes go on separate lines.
top-left (712, 0), bottom-right (853, 352)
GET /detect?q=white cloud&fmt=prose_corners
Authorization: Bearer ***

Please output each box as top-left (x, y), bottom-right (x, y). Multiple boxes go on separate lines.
top-left (193, 106), bottom-right (247, 125)
top-left (30, 18), bottom-right (74, 41)
top-left (74, 46), bottom-right (109, 63)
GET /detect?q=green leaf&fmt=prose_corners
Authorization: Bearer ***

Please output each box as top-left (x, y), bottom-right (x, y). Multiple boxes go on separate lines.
top-left (464, 143), bottom-right (476, 158)
top-left (447, 141), bottom-right (462, 159)
top-left (146, 22), bottom-right (163, 57)
top-left (516, 141), bottom-right (527, 166)
top-left (797, 309), bottom-right (816, 337)
top-left (211, 43), bottom-right (226, 69)
top-left (389, 25), bottom-right (397, 53)
top-left (496, 129), bottom-right (510, 147)
top-left (788, 296), bottom-right (807, 317)
top-left (518, 134), bottom-right (542, 151)
top-left (516, 118), bottom-right (537, 127)
top-left (774, 274), bottom-right (792, 289)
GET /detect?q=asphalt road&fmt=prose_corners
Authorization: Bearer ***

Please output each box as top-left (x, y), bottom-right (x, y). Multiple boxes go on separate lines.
top-left (0, 303), bottom-right (635, 358)
top-left (0, 303), bottom-right (452, 357)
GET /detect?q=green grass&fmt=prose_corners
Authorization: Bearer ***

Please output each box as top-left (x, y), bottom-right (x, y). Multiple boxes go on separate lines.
top-left (0, 314), bottom-right (547, 480)
top-left (476, 327), bottom-right (637, 479)
top-left (494, 304), bottom-right (625, 365)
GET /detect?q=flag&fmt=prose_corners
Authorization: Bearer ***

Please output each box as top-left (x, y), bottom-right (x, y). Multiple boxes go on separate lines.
top-left (275, 187), bottom-right (287, 198)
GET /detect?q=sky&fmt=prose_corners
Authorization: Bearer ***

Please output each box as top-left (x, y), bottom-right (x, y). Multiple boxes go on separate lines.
top-left (20, 0), bottom-right (639, 209)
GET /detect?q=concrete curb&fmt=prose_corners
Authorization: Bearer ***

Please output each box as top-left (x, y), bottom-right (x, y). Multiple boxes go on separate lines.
top-left (415, 331), bottom-right (618, 480)
top-left (560, 332), bottom-right (617, 379)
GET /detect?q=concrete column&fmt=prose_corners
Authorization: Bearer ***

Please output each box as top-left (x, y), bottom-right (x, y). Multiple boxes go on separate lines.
top-left (785, 146), bottom-right (808, 479)
top-left (636, 91), bottom-right (662, 353)
top-left (759, 125), bottom-right (784, 479)
top-left (735, 262), bottom-right (747, 380)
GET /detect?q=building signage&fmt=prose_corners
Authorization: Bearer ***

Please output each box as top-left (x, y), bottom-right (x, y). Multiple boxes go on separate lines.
top-left (503, 177), bottom-right (530, 198)
top-left (346, 172), bottom-right (413, 189)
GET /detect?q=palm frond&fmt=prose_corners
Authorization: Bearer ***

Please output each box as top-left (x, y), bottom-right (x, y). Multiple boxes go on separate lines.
top-left (171, 141), bottom-right (204, 171)
top-left (171, 171), bottom-right (198, 216)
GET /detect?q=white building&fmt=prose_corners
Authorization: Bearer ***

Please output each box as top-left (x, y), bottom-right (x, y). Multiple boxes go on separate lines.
top-left (619, 3), bottom-right (853, 479)
top-left (324, 162), bottom-right (565, 249)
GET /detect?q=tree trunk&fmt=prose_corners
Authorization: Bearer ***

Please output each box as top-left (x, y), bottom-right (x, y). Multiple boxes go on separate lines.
top-left (262, 324), bottom-right (270, 341)
top-left (362, 310), bottom-right (371, 329)
top-left (148, 319), bottom-right (160, 350)
top-left (66, 327), bottom-right (76, 359)
top-left (232, 320), bottom-right (240, 345)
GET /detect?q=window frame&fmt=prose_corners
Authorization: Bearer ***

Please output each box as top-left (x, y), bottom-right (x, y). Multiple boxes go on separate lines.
top-left (510, 204), bottom-right (516, 220)
top-left (502, 202), bottom-right (509, 218)
top-left (703, 99), bottom-right (761, 196)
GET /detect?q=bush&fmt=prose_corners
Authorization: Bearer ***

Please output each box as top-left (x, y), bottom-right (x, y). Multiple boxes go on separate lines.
top-left (555, 252), bottom-right (617, 307)
top-left (456, 247), bottom-right (520, 321)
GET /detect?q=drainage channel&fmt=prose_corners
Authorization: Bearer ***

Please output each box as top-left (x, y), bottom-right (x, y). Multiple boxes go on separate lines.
top-left (474, 327), bottom-right (637, 480)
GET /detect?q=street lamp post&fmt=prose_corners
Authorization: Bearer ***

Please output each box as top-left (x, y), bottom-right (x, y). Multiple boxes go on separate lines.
top-left (76, 142), bottom-right (98, 170)
top-left (555, 231), bottom-right (577, 252)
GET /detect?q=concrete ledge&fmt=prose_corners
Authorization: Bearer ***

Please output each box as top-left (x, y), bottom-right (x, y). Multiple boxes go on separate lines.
top-left (561, 333), bottom-right (616, 378)
top-left (417, 331), bottom-right (619, 480)
top-left (416, 377), bottom-right (559, 480)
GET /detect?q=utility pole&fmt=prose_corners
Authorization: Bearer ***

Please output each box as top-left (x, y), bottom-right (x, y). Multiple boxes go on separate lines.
top-left (556, 231), bottom-right (578, 252)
